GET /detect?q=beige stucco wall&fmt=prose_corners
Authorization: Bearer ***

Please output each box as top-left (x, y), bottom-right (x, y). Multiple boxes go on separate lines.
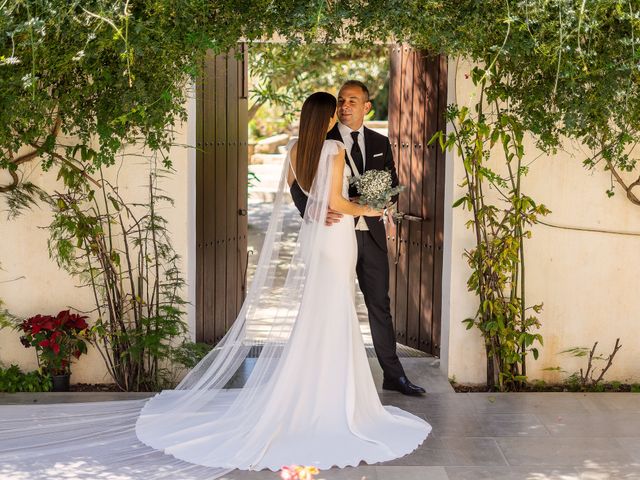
top-left (443, 58), bottom-right (640, 384)
top-left (0, 95), bottom-right (196, 384)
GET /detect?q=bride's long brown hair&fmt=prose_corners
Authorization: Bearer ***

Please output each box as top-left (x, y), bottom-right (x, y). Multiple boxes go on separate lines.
top-left (295, 92), bottom-right (337, 192)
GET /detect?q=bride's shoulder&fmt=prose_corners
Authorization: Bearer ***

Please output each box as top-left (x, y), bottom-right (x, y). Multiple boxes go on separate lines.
top-left (323, 139), bottom-right (346, 153)
top-left (324, 138), bottom-right (345, 148)
top-left (286, 138), bottom-right (298, 151)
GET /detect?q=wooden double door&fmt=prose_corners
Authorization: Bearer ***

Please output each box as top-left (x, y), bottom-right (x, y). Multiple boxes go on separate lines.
top-left (195, 45), bottom-right (446, 356)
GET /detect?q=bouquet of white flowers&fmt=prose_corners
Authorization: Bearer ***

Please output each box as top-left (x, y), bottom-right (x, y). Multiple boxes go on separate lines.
top-left (350, 169), bottom-right (410, 264)
top-left (349, 169), bottom-right (405, 215)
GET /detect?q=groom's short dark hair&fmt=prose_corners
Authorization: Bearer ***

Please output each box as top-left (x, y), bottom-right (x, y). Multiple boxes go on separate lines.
top-left (342, 80), bottom-right (370, 102)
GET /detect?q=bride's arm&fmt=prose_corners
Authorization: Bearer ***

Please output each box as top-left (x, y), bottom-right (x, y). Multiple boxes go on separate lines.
top-left (287, 144), bottom-right (297, 187)
top-left (329, 149), bottom-right (381, 217)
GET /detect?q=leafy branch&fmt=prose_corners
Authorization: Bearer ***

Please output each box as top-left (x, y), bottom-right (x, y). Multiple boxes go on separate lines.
top-left (560, 338), bottom-right (623, 389)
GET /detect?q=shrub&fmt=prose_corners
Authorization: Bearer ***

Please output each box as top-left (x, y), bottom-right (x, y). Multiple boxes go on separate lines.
top-left (0, 364), bottom-right (52, 393)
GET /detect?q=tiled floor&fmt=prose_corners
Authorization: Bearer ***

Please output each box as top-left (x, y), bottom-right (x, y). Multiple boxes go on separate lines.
top-left (2, 371), bottom-right (639, 479)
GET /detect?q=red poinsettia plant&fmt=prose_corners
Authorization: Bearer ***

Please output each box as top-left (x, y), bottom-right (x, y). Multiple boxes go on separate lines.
top-left (19, 310), bottom-right (91, 375)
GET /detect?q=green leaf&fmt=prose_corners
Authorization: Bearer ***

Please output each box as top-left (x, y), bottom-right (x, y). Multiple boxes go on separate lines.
top-left (108, 196), bottom-right (121, 212)
top-left (452, 196), bottom-right (468, 208)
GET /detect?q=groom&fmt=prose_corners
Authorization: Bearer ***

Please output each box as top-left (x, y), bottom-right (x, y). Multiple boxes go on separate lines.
top-left (290, 80), bottom-right (425, 396)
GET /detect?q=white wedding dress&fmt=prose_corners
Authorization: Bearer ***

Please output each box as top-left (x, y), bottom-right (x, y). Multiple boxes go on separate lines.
top-left (0, 139), bottom-right (430, 479)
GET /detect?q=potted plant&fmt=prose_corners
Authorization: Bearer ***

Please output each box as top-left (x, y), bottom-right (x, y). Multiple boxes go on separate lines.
top-left (19, 310), bottom-right (90, 391)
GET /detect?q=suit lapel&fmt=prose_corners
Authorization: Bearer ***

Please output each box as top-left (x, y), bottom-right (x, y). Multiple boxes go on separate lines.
top-left (327, 124), bottom-right (342, 142)
top-left (363, 126), bottom-right (379, 171)
top-left (329, 124), bottom-right (358, 176)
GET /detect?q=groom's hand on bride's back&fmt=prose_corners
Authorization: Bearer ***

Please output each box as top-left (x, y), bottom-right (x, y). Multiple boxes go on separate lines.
top-left (325, 208), bottom-right (343, 226)
top-left (290, 179), bottom-right (342, 225)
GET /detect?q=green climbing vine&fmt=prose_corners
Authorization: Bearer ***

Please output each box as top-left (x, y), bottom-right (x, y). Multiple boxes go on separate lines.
top-left (432, 64), bottom-right (549, 390)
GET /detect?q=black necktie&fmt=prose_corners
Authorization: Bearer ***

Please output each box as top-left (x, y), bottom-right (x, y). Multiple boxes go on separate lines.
top-left (350, 131), bottom-right (364, 175)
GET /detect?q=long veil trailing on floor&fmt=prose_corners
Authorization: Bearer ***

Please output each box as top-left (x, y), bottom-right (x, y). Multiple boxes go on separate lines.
top-left (0, 140), bottom-right (347, 479)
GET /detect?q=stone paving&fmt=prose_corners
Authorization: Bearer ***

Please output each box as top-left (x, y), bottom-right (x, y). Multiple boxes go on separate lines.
top-left (3, 388), bottom-right (639, 480)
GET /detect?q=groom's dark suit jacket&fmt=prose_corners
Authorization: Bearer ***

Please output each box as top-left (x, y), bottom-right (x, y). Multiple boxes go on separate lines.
top-left (290, 124), bottom-right (400, 252)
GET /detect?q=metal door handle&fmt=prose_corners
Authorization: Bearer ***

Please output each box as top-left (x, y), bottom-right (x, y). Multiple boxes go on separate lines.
top-left (392, 214), bottom-right (425, 265)
top-left (399, 214), bottom-right (424, 222)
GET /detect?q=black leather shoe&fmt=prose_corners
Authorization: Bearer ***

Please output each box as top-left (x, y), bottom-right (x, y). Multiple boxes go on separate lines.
top-left (382, 376), bottom-right (426, 396)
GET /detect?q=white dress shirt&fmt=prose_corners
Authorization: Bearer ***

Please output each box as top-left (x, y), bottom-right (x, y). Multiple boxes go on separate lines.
top-left (337, 122), bottom-right (369, 231)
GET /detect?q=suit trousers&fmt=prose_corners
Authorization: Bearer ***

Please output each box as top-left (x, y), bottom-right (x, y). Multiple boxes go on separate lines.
top-left (355, 229), bottom-right (406, 380)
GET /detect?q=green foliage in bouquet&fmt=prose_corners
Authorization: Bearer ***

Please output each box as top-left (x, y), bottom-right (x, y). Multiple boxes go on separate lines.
top-left (350, 169), bottom-right (404, 210)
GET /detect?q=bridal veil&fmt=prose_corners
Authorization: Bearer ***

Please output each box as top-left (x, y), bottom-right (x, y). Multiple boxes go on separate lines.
top-left (0, 139), bottom-right (354, 479)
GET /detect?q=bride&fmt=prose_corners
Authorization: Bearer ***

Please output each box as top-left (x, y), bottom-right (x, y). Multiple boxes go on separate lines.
top-left (0, 92), bottom-right (430, 479)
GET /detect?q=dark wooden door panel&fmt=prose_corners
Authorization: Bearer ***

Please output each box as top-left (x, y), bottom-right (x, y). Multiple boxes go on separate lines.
top-left (418, 53), bottom-right (439, 354)
top-left (202, 50), bottom-right (217, 344)
top-left (237, 44), bottom-right (249, 306)
top-left (388, 45), bottom-right (447, 356)
top-left (195, 53), bottom-right (205, 342)
top-left (431, 54), bottom-right (448, 357)
top-left (407, 48), bottom-right (427, 351)
top-left (196, 45), bottom-right (249, 344)
top-left (387, 45), bottom-right (402, 336)
top-left (395, 45), bottom-right (414, 347)
top-left (213, 54), bottom-right (227, 343)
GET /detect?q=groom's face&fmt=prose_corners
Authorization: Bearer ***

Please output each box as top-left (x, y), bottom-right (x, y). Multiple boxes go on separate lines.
top-left (337, 85), bottom-right (371, 130)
